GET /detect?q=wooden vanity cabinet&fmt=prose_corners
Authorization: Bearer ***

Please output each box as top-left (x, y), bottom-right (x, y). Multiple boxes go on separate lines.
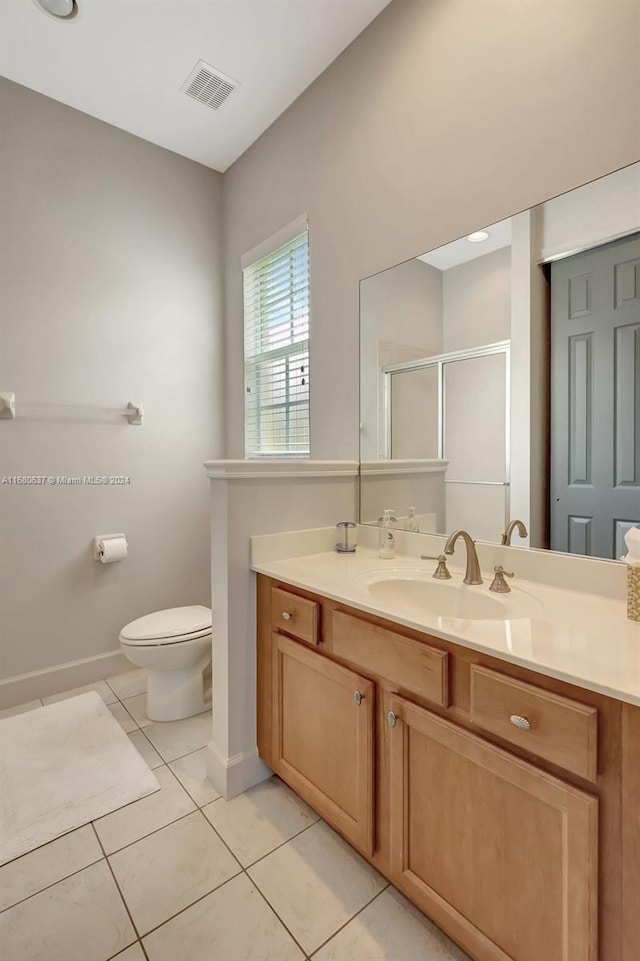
top-left (388, 694), bottom-right (597, 961)
top-left (257, 575), bottom-right (640, 961)
top-left (271, 631), bottom-right (375, 855)
top-left (469, 664), bottom-right (598, 781)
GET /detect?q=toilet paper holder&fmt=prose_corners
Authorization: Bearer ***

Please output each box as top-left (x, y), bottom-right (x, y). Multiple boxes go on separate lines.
top-left (93, 534), bottom-right (127, 562)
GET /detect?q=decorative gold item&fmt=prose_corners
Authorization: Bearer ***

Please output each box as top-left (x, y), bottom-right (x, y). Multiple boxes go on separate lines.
top-left (627, 565), bottom-right (640, 623)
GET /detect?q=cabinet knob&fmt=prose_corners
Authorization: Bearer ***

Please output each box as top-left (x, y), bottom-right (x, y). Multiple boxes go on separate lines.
top-left (354, 691), bottom-right (364, 706)
top-left (509, 714), bottom-right (531, 730)
top-left (281, 611), bottom-right (293, 621)
top-left (387, 711), bottom-right (398, 727)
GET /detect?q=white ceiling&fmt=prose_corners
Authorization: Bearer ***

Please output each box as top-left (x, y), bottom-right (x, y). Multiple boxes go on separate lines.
top-left (0, 0), bottom-right (390, 172)
top-left (418, 218), bottom-right (512, 271)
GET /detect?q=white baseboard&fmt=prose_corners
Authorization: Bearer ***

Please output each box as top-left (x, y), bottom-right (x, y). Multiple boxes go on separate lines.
top-left (0, 649), bottom-right (131, 710)
top-left (206, 741), bottom-right (272, 800)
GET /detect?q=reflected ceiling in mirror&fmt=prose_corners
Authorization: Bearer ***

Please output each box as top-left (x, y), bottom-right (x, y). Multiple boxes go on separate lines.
top-left (359, 162), bottom-right (640, 562)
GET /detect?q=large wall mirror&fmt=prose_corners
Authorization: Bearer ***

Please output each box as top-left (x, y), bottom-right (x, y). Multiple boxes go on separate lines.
top-left (359, 162), bottom-right (640, 561)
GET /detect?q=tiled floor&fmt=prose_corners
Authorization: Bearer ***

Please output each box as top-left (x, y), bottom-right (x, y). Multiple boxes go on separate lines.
top-left (0, 671), bottom-right (470, 961)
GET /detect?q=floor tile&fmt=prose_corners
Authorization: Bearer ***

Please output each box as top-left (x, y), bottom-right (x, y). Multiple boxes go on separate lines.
top-left (312, 886), bottom-right (471, 961)
top-left (106, 668), bottom-right (147, 701)
top-left (168, 748), bottom-right (220, 806)
top-left (108, 701), bottom-right (139, 734)
top-left (203, 776), bottom-right (317, 866)
top-left (42, 680), bottom-right (117, 707)
top-left (111, 944), bottom-right (146, 961)
top-left (121, 694), bottom-right (153, 728)
top-left (128, 730), bottom-right (164, 770)
top-left (0, 860), bottom-right (135, 961)
top-left (143, 712), bottom-right (211, 763)
top-left (94, 766), bottom-right (196, 854)
top-left (248, 820), bottom-right (386, 954)
top-left (109, 810), bottom-right (240, 935)
top-left (143, 872), bottom-right (304, 961)
top-left (0, 699), bottom-right (43, 720)
top-left (0, 825), bottom-right (103, 911)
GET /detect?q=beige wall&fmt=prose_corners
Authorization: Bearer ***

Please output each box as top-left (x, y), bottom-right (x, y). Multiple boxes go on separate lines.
top-left (222, 0), bottom-right (640, 461)
top-left (442, 247), bottom-right (511, 352)
top-left (359, 471), bottom-right (444, 530)
top-left (0, 79), bottom-right (224, 679)
top-left (540, 160), bottom-right (640, 260)
top-left (360, 257), bottom-right (442, 460)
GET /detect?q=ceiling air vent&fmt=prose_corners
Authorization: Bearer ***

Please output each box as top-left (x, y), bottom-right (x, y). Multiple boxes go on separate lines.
top-left (181, 60), bottom-right (238, 111)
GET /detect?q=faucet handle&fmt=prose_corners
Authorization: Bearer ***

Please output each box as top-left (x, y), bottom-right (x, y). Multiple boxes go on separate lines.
top-left (490, 565), bottom-right (514, 593)
top-left (420, 554), bottom-right (452, 580)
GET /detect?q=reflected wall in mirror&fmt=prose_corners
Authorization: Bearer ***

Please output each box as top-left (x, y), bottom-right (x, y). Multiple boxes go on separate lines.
top-left (359, 162), bottom-right (640, 560)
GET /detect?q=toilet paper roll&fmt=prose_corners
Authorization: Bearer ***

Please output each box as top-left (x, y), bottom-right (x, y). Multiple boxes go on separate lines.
top-left (98, 536), bottom-right (128, 564)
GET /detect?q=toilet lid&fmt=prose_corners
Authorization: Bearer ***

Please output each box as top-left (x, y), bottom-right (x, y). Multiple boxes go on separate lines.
top-left (120, 606), bottom-right (211, 643)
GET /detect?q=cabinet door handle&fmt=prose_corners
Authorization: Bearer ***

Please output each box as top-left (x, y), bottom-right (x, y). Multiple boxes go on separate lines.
top-left (354, 691), bottom-right (364, 706)
top-left (281, 611), bottom-right (293, 621)
top-left (387, 711), bottom-right (398, 727)
top-left (509, 714), bottom-right (531, 730)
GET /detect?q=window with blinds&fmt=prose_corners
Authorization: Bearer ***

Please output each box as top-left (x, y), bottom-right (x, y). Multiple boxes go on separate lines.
top-left (243, 229), bottom-right (310, 458)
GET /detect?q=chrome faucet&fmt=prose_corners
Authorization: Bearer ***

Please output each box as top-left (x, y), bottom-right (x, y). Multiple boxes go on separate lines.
top-left (501, 519), bottom-right (528, 546)
top-left (443, 530), bottom-right (483, 585)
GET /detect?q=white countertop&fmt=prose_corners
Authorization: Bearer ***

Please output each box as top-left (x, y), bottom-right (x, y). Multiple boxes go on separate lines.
top-left (253, 546), bottom-right (640, 707)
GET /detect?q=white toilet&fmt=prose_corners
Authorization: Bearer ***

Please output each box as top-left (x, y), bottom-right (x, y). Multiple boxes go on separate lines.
top-left (119, 606), bottom-right (212, 722)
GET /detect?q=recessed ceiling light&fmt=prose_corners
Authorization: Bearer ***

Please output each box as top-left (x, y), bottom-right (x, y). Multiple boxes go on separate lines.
top-left (33, 0), bottom-right (77, 19)
top-left (467, 230), bottom-right (490, 243)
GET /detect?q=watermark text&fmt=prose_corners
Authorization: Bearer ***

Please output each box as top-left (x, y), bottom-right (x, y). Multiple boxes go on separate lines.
top-left (1, 476), bottom-right (132, 486)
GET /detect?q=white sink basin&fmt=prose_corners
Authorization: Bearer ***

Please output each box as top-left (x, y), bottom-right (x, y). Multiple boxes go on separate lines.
top-left (356, 569), bottom-right (542, 621)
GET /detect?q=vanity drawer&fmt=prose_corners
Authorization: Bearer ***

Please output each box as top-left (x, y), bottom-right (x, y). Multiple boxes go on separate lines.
top-left (271, 587), bottom-right (319, 646)
top-left (331, 611), bottom-right (448, 707)
top-left (470, 665), bottom-right (598, 780)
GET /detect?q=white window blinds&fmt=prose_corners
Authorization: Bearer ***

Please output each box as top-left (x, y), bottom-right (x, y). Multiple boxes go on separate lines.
top-left (243, 228), bottom-right (310, 458)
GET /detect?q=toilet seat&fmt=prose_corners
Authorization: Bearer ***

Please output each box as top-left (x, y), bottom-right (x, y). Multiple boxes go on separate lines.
top-left (120, 605), bottom-right (211, 647)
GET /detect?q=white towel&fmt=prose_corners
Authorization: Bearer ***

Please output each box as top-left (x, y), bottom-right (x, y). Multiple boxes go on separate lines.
top-left (622, 526), bottom-right (640, 564)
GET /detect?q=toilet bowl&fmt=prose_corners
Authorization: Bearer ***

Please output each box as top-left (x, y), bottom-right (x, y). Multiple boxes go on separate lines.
top-left (119, 606), bottom-right (212, 722)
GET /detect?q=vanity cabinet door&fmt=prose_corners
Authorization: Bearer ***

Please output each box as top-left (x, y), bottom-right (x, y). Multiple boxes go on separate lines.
top-left (388, 696), bottom-right (598, 961)
top-left (272, 633), bottom-right (375, 855)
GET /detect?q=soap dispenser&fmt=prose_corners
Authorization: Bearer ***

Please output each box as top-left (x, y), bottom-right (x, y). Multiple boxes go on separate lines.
top-left (379, 509), bottom-right (397, 559)
top-left (407, 506), bottom-right (419, 533)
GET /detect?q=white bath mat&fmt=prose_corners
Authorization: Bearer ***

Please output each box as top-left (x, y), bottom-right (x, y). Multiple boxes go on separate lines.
top-left (0, 691), bottom-right (159, 864)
